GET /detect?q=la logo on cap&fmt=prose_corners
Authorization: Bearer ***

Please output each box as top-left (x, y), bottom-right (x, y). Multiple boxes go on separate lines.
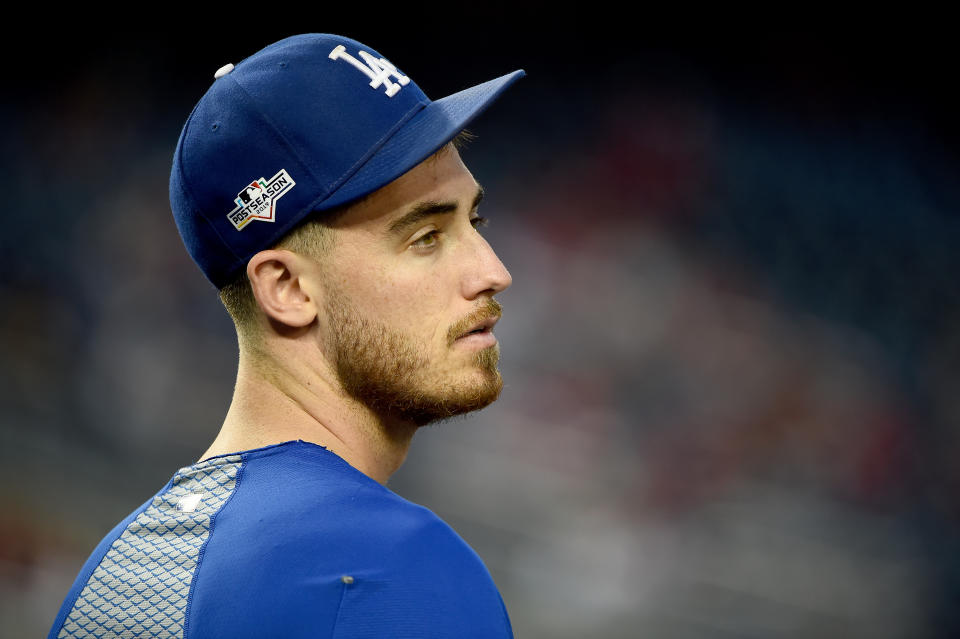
top-left (328, 45), bottom-right (411, 97)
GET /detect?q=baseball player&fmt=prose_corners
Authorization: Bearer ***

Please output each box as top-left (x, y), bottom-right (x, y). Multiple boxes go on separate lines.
top-left (49, 33), bottom-right (523, 638)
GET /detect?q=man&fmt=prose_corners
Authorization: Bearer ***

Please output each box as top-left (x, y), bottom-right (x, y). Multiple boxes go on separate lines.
top-left (49, 33), bottom-right (524, 638)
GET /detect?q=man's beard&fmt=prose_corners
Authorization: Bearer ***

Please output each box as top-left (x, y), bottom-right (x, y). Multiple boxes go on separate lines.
top-left (324, 291), bottom-right (504, 427)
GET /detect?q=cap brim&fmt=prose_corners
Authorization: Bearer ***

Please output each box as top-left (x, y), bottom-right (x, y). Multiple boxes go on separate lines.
top-left (316, 69), bottom-right (525, 211)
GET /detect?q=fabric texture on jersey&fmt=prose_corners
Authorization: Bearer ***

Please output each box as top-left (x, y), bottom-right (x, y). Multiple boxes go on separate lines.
top-left (49, 441), bottom-right (513, 638)
top-left (55, 456), bottom-right (242, 638)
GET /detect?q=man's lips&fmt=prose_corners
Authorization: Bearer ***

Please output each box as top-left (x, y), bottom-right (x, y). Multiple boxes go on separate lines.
top-left (448, 298), bottom-right (503, 346)
top-left (456, 315), bottom-right (500, 340)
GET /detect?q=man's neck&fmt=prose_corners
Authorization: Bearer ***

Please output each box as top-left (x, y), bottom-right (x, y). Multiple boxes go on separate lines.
top-left (200, 345), bottom-right (417, 484)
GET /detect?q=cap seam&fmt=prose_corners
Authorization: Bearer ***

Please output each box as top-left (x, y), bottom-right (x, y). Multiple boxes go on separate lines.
top-left (317, 100), bottom-right (429, 206)
top-left (228, 74), bottom-right (326, 188)
top-left (177, 149), bottom-right (245, 269)
top-left (175, 104), bottom-right (246, 270)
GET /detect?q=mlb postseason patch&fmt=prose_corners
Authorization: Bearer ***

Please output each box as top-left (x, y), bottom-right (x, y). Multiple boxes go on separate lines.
top-left (227, 169), bottom-right (295, 230)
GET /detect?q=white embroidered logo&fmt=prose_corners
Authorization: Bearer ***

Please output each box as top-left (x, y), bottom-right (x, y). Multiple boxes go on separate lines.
top-left (176, 493), bottom-right (203, 513)
top-left (329, 44), bottom-right (411, 97)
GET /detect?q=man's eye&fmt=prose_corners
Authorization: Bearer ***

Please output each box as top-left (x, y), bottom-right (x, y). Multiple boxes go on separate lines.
top-left (412, 231), bottom-right (439, 248)
top-left (471, 216), bottom-right (489, 231)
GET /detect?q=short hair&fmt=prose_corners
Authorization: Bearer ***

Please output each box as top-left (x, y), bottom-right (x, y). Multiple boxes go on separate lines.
top-left (217, 206), bottom-right (344, 345)
top-left (219, 131), bottom-right (475, 345)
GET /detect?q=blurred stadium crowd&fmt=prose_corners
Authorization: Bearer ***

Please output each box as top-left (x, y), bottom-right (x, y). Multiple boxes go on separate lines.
top-left (2, 25), bottom-right (957, 638)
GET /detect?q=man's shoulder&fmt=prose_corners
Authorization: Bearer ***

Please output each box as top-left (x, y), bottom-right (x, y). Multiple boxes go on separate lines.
top-left (229, 440), bottom-right (441, 523)
top-left (49, 440), bottom-right (511, 639)
top-left (222, 439), bottom-right (472, 560)
top-left (188, 440), bottom-right (512, 637)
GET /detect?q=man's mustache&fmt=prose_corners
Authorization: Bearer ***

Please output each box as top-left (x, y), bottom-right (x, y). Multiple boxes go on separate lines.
top-left (447, 298), bottom-right (503, 345)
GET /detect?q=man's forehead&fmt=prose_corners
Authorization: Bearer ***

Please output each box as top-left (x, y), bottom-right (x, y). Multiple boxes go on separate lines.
top-left (329, 145), bottom-right (479, 229)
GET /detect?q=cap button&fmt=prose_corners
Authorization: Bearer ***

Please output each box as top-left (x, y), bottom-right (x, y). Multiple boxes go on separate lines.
top-left (214, 63), bottom-right (235, 79)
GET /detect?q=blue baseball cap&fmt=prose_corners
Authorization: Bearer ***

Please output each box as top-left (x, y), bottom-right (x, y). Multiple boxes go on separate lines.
top-left (170, 33), bottom-right (525, 288)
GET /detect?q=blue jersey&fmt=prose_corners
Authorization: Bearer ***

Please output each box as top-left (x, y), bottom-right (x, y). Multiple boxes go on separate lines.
top-left (49, 440), bottom-right (513, 638)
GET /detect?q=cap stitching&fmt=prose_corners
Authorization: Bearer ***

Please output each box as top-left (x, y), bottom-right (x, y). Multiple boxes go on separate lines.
top-left (227, 74), bottom-right (327, 188)
top-left (174, 102), bottom-right (246, 270)
top-left (317, 99), bottom-right (428, 204)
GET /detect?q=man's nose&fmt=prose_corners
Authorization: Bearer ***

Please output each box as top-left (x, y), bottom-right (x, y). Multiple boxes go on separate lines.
top-left (461, 233), bottom-right (512, 300)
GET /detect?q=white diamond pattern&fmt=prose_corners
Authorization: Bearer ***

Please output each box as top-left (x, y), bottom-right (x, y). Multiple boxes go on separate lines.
top-left (58, 456), bottom-right (242, 638)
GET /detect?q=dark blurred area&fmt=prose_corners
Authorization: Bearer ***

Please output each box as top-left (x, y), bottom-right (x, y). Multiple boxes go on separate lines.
top-left (2, 18), bottom-right (958, 638)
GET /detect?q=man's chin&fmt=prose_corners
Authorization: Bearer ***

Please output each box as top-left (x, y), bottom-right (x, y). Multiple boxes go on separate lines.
top-left (473, 343), bottom-right (500, 370)
top-left (401, 372), bottom-right (503, 427)
top-left (325, 294), bottom-right (504, 427)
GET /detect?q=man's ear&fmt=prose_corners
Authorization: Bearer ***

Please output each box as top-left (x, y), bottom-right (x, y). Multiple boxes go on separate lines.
top-left (246, 249), bottom-right (318, 329)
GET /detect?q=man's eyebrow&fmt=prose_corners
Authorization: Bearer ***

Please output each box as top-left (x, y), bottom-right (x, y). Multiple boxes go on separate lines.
top-left (386, 186), bottom-right (485, 237)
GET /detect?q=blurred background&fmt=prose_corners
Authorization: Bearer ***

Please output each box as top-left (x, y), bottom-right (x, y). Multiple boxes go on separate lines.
top-left (2, 16), bottom-right (958, 638)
